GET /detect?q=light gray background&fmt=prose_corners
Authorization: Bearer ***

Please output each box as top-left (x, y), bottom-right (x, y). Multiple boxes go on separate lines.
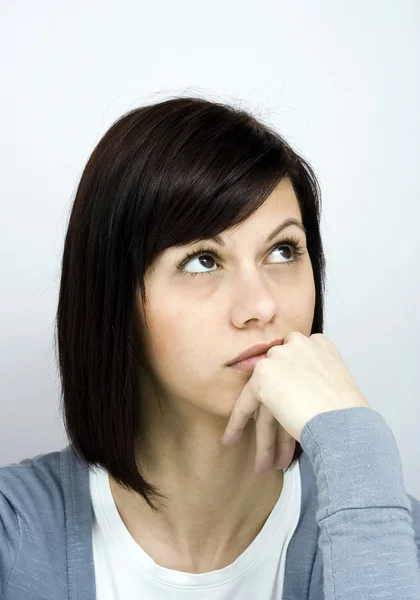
top-left (1, 1), bottom-right (419, 497)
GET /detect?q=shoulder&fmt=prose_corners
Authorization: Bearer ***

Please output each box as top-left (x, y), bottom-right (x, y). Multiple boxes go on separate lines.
top-left (0, 448), bottom-right (68, 595)
top-left (0, 448), bottom-right (65, 522)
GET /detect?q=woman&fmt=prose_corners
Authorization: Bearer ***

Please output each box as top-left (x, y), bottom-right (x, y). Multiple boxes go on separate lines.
top-left (1, 96), bottom-right (419, 599)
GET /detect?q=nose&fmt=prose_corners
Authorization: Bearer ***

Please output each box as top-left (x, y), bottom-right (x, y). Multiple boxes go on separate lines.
top-left (230, 277), bottom-right (278, 328)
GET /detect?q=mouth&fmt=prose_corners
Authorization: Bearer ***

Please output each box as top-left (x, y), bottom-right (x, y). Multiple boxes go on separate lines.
top-left (229, 352), bottom-right (268, 373)
top-left (227, 338), bottom-right (284, 367)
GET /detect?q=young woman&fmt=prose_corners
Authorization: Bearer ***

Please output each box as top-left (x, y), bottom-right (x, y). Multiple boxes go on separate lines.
top-left (1, 96), bottom-right (419, 599)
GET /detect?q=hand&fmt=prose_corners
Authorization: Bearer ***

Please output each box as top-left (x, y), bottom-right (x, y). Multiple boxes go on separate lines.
top-left (221, 331), bottom-right (370, 474)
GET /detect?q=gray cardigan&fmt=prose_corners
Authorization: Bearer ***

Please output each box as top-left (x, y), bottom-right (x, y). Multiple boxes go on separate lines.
top-left (1, 407), bottom-right (420, 599)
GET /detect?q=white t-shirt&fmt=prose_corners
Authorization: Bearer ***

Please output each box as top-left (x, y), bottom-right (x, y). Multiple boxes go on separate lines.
top-left (89, 459), bottom-right (301, 599)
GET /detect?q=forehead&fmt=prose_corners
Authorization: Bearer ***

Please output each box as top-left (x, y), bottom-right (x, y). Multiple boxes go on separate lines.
top-left (220, 178), bottom-right (302, 239)
top-left (258, 178), bottom-right (300, 213)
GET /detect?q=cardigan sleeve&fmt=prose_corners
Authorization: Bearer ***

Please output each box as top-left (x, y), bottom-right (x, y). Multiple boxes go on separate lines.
top-left (0, 481), bottom-right (21, 597)
top-left (300, 406), bottom-right (420, 600)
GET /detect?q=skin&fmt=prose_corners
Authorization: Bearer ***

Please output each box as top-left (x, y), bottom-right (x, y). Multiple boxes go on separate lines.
top-left (109, 177), bottom-right (316, 574)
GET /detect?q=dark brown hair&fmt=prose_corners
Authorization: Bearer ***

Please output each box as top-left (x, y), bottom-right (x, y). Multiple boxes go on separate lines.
top-left (55, 96), bottom-right (326, 512)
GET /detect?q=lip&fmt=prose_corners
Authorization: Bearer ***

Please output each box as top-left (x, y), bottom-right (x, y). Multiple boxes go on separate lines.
top-left (229, 352), bottom-right (269, 373)
top-left (227, 339), bottom-right (284, 366)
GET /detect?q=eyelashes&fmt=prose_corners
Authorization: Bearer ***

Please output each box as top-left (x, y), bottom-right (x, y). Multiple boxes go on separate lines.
top-left (176, 235), bottom-right (306, 278)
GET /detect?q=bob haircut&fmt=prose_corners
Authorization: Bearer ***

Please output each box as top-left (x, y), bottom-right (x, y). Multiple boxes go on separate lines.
top-left (56, 95), bottom-right (326, 512)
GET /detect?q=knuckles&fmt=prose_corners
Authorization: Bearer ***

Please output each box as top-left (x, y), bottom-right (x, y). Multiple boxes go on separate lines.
top-left (264, 332), bottom-right (334, 362)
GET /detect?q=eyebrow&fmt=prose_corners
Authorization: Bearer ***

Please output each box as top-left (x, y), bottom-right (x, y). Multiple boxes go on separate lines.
top-left (198, 218), bottom-right (307, 247)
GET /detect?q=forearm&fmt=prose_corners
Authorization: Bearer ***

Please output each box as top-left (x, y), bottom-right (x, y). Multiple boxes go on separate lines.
top-left (300, 407), bottom-right (420, 599)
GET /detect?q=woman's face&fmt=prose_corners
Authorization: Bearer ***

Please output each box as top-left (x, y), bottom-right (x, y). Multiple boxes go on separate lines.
top-left (136, 178), bottom-right (316, 419)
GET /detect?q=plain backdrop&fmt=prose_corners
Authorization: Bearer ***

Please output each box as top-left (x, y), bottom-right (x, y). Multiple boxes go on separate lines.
top-left (1, 1), bottom-right (419, 497)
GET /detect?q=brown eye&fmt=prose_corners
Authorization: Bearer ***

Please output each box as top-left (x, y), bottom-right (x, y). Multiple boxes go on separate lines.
top-left (276, 245), bottom-right (293, 260)
top-left (181, 252), bottom-right (218, 275)
top-left (267, 238), bottom-right (305, 265)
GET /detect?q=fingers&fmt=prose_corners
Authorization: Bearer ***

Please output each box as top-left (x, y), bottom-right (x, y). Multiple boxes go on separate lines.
top-left (274, 423), bottom-right (296, 470)
top-left (254, 404), bottom-right (277, 474)
top-left (221, 384), bottom-right (259, 445)
top-left (221, 384), bottom-right (296, 474)
top-left (254, 412), bottom-right (295, 474)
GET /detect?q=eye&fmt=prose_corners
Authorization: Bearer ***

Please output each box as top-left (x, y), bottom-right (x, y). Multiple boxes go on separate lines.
top-left (268, 243), bottom-right (297, 263)
top-left (177, 246), bottom-right (219, 276)
top-left (176, 236), bottom-right (305, 278)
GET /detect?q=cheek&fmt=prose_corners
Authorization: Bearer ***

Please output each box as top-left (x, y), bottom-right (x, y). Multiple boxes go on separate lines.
top-left (283, 270), bottom-right (316, 332)
top-left (142, 306), bottom-right (215, 403)
top-left (143, 305), bottom-right (203, 373)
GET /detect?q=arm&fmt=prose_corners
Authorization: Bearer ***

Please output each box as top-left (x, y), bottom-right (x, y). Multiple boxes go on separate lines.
top-left (300, 406), bottom-right (420, 600)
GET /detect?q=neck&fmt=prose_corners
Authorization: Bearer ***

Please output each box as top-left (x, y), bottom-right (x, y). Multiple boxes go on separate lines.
top-left (110, 397), bottom-right (284, 573)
